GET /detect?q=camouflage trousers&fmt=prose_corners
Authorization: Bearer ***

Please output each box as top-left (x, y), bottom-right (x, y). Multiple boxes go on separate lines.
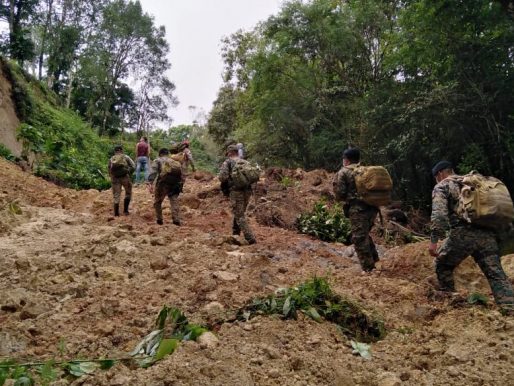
top-left (111, 175), bottom-right (132, 204)
top-left (230, 189), bottom-right (255, 242)
top-left (436, 225), bottom-right (514, 309)
top-left (348, 202), bottom-right (379, 271)
top-left (154, 181), bottom-right (181, 223)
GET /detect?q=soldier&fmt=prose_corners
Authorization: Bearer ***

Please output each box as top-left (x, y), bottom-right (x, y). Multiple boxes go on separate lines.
top-left (333, 148), bottom-right (379, 272)
top-left (109, 145), bottom-right (135, 217)
top-left (429, 161), bottom-right (514, 313)
top-left (219, 144), bottom-right (256, 244)
top-left (147, 148), bottom-right (182, 226)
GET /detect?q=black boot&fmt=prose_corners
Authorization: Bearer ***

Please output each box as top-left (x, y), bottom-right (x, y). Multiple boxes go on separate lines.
top-left (123, 197), bottom-right (130, 215)
top-left (114, 203), bottom-right (120, 217)
top-left (232, 219), bottom-right (241, 236)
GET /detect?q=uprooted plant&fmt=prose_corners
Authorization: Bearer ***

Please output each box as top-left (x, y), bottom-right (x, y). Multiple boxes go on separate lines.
top-left (235, 277), bottom-right (386, 343)
top-left (0, 307), bottom-right (208, 385)
top-left (296, 201), bottom-right (351, 243)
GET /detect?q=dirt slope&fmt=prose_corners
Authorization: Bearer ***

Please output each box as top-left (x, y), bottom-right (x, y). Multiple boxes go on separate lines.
top-left (0, 64), bottom-right (23, 157)
top-left (0, 157), bottom-right (513, 386)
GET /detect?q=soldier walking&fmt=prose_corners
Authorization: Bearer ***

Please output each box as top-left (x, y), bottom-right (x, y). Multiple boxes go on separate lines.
top-left (148, 148), bottom-right (182, 226)
top-left (109, 145), bottom-right (135, 217)
top-left (333, 148), bottom-right (379, 271)
top-left (429, 161), bottom-right (514, 314)
top-left (219, 144), bottom-right (256, 244)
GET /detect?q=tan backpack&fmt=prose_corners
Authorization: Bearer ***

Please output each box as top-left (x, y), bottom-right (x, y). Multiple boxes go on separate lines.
top-left (454, 172), bottom-right (514, 230)
top-left (159, 157), bottom-right (182, 179)
top-left (353, 165), bottom-right (393, 207)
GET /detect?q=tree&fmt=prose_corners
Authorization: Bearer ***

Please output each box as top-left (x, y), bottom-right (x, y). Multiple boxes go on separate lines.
top-left (0, 0), bottom-right (38, 63)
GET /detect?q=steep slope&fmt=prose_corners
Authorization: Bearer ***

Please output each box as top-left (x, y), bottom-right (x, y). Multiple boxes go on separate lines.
top-left (0, 62), bottom-right (23, 157)
top-left (0, 158), bottom-right (513, 385)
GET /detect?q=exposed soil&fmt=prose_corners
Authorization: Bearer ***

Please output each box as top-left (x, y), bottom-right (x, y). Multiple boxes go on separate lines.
top-left (0, 157), bottom-right (513, 386)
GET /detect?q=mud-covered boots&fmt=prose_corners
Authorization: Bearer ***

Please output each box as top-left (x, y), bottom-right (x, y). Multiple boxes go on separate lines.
top-left (123, 197), bottom-right (131, 215)
top-left (114, 203), bottom-right (120, 217)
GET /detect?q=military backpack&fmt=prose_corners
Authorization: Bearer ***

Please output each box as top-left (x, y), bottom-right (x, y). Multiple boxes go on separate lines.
top-left (352, 165), bottom-right (393, 207)
top-left (230, 159), bottom-right (260, 190)
top-left (110, 154), bottom-right (130, 177)
top-left (159, 157), bottom-right (182, 181)
top-left (452, 172), bottom-right (514, 231)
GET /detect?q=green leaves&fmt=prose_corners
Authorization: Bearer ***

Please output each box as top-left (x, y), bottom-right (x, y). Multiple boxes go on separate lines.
top-left (64, 362), bottom-right (100, 377)
top-left (467, 293), bottom-right (489, 306)
top-left (297, 201), bottom-right (351, 243)
top-left (154, 339), bottom-right (179, 362)
top-left (237, 277), bottom-right (386, 343)
top-left (351, 341), bottom-right (372, 360)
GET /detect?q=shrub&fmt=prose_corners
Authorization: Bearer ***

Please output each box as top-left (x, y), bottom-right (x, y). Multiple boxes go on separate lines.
top-left (296, 201), bottom-right (351, 243)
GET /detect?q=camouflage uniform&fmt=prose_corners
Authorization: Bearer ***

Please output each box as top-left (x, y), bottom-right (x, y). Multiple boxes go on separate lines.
top-left (149, 157), bottom-right (182, 224)
top-left (333, 164), bottom-right (379, 271)
top-left (219, 157), bottom-right (255, 243)
top-left (431, 177), bottom-right (514, 309)
top-left (109, 154), bottom-right (135, 205)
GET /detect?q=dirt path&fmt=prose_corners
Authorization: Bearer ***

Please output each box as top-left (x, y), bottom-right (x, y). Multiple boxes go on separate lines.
top-left (0, 158), bottom-right (513, 385)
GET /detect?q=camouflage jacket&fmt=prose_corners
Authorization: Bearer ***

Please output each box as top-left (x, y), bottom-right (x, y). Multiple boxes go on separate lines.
top-left (148, 156), bottom-right (172, 184)
top-left (333, 164), bottom-right (359, 203)
top-left (108, 154), bottom-right (135, 177)
top-left (218, 157), bottom-right (237, 184)
top-left (430, 175), bottom-right (464, 242)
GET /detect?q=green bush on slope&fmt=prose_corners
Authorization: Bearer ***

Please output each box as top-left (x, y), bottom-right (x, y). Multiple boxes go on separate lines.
top-left (2, 58), bottom-right (112, 190)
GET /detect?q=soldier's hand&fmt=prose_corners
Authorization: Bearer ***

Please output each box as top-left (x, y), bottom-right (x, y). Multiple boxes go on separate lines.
top-left (429, 242), bottom-right (439, 257)
top-left (147, 183), bottom-right (154, 194)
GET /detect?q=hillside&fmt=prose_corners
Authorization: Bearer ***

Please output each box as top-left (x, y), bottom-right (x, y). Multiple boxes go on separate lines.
top-left (0, 157), bottom-right (513, 385)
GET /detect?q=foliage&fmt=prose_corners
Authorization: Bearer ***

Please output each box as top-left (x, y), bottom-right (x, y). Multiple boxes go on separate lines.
top-left (467, 292), bottom-right (489, 306)
top-left (210, 0), bottom-right (514, 210)
top-left (0, 306), bottom-right (207, 384)
top-left (237, 277), bottom-right (386, 343)
top-left (297, 201), bottom-right (351, 243)
top-left (0, 144), bottom-right (15, 161)
top-left (3, 58), bottom-right (112, 190)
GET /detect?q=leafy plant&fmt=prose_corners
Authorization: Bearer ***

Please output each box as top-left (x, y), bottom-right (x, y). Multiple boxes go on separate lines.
top-left (0, 144), bottom-right (15, 161)
top-left (467, 292), bottom-right (489, 306)
top-left (296, 201), bottom-right (351, 243)
top-left (236, 277), bottom-right (386, 343)
top-left (0, 306), bottom-right (207, 384)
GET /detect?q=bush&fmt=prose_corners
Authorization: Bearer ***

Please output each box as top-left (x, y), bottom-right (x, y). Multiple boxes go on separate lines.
top-left (3, 59), bottom-right (112, 190)
top-left (0, 144), bottom-right (15, 161)
top-left (296, 201), bottom-right (351, 243)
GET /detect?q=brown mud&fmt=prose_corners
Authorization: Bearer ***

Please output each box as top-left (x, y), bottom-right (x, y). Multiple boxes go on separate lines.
top-left (0, 158), bottom-right (513, 386)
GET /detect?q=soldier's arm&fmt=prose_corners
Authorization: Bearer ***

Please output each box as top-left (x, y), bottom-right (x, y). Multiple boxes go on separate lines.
top-left (126, 155), bottom-right (136, 169)
top-left (148, 159), bottom-right (160, 183)
top-left (332, 169), bottom-right (348, 202)
top-left (219, 160), bottom-right (230, 183)
top-left (430, 184), bottom-right (450, 243)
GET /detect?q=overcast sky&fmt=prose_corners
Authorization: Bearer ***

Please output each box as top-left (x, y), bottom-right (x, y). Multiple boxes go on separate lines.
top-left (138, 0), bottom-right (283, 127)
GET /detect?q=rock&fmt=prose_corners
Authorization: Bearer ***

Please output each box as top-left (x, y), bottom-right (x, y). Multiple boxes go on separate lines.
top-left (92, 245), bottom-right (108, 257)
top-left (278, 267), bottom-right (288, 274)
top-left (19, 303), bottom-right (48, 320)
top-left (150, 257), bottom-right (169, 271)
top-left (213, 271), bottom-right (239, 282)
top-left (242, 323), bottom-right (253, 331)
top-left (115, 240), bottom-right (138, 254)
top-left (14, 256), bottom-right (31, 271)
top-left (376, 372), bottom-right (402, 386)
top-left (203, 301), bottom-right (224, 315)
top-left (97, 322), bottom-right (115, 336)
top-left (445, 344), bottom-right (471, 362)
top-left (197, 332), bottom-right (219, 349)
top-left (182, 194), bottom-right (201, 209)
top-left (95, 266), bottom-right (126, 281)
top-left (263, 345), bottom-right (281, 359)
top-left (250, 356), bottom-right (265, 365)
top-left (268, 368), bottom-right (281, 378)
top-left (150, 237), bottom-right (166, 246)
top-left (311, 176), bottom-right (323, 186)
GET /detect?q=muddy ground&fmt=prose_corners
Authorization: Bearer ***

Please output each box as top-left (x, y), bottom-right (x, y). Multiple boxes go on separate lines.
top-left (0, 157), bottom-right (513, 386)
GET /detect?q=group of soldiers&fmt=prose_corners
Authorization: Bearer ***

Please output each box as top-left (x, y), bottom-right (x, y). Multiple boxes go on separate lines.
top-left (109, 142), bottom-right (514, 315)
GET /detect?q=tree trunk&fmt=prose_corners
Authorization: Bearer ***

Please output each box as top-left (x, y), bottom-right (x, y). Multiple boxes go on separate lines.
top-left (38, 0), bottom-right (54, 80)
